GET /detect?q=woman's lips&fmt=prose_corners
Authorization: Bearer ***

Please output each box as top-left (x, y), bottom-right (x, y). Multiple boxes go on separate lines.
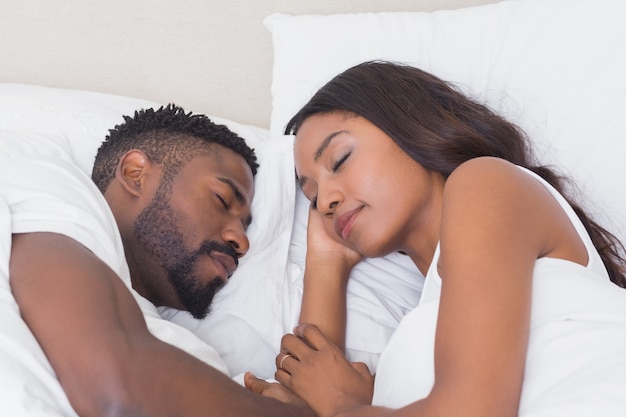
top-left (334, 206), bottom-right (363, 240)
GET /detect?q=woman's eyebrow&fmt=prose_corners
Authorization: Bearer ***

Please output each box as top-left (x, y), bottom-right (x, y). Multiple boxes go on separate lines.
top-left (297, 129), bottom-right (349, 189)
top-left (313, 130), bottom-right (348, 162)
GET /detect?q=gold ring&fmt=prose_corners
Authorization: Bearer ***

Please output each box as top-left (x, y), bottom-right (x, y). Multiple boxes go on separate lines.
top-left (279, 353), bottom-right (293, 370)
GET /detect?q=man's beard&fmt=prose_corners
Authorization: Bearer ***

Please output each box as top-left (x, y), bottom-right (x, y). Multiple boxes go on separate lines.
top-left (134, 185), bottom-right (238, 319)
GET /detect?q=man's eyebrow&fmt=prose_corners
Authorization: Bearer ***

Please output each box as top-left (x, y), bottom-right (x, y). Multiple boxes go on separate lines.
top-left (313, 130), bottom-right (348, 162)
top-left (218, 177), bottom-right (252, 227)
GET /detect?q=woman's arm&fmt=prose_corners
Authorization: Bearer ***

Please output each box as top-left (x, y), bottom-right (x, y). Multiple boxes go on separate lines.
top-left (297, 206), bottom-right (362, 351)
top-left (416, 157), bottom-right (584, 417)
top-left (425, 158), bottom-right (540, 416)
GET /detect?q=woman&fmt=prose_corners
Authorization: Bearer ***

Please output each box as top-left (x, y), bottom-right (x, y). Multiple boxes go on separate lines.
top-left (245, 61), bottom-right (626, 416)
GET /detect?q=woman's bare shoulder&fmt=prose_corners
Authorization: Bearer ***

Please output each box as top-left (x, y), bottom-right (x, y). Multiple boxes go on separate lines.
top-left (447, 156), bottom-right (526, 187)
top-left (441, 156), bottom-right (583, 264)
top-left (442, 156), bottom-right (542, 208)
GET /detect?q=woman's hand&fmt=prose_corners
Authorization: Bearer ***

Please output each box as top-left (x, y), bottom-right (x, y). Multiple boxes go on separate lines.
top-left (276, 323), bottom-right (374, 417)
top-left (306, 206), bottom-right (363, 273)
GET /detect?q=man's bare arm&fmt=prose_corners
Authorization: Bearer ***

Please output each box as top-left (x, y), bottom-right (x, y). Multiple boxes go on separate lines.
top-left (10, 232), bottom-right (311, 417)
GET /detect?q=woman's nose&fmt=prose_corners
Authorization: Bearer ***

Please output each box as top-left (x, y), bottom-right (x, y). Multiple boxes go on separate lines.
top-left (316, 184), bottom-right (342, 215)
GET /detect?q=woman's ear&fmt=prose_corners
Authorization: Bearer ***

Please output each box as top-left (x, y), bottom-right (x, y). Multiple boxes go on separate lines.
top-left (115, 150), bottom-right (152, 197)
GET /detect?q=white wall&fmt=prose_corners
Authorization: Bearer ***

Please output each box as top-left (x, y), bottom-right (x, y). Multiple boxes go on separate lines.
top-left (0, 0), bottom-right (501, 127)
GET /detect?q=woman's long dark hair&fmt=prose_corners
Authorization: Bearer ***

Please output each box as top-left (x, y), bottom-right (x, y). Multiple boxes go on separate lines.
top-left (286, 61), bottom-right (626, 287)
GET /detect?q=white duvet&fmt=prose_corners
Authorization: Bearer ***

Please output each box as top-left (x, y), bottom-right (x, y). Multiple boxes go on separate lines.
top-left (372, 259), bottom-right (626, 415)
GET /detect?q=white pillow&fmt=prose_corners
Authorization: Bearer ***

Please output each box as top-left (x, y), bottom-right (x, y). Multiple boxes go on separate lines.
top-left (0, 83), bottom-right (295, 379)
top-left (265, 0), bottom-right (626, 246)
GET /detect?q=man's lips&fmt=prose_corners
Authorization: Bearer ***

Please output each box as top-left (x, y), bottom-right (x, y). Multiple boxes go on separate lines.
top-left (334, 206), bottom-right (363, 240)
top-left (209, 251), bottom-right (237, 278)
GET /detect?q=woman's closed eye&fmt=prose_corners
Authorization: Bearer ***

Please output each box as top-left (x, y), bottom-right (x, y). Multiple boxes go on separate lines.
top-left (332, 152), bottom-right (350, 172)
top-left (309, 152), bottom-right (351, 210)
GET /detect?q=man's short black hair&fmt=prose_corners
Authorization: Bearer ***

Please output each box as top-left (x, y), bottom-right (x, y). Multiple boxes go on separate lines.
top-left (91, 104), bottom-right (258, 193)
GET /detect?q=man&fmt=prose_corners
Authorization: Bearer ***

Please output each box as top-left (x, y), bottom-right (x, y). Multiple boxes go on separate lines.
top-left (4, 105), bottom-right (311, 416)
top-left (90, 105), bottom-right (257, 321)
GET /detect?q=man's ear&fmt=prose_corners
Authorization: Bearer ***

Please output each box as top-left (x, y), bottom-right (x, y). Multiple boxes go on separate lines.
top-left (115, 150), bottom-right (152, 198)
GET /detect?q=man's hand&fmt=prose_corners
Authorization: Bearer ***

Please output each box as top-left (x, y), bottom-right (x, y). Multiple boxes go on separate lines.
top-left (244, 372), bottom-right (308, 407)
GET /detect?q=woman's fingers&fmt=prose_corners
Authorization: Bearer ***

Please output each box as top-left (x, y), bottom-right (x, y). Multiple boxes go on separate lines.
top-left (293, 323), bottom-right (330, 351)
top-left (276, 324), bottom-right (335, 372)
top-left (278, 325), bottom-right (326, 364)
top-left (275, 324), bottom-right (338, 384)
top-left (276, 352), bottom-right (298, 374)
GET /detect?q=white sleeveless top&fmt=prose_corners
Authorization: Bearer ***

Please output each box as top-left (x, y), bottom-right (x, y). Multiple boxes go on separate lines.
top-left (372, 167), bottom-right (626, 416)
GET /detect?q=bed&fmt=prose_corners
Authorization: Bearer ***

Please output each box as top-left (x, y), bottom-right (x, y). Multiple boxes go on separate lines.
top-left (1, 0), bottom-right (625, 415)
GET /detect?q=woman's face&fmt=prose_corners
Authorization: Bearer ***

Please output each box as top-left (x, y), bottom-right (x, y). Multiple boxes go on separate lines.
top-left (294, 112), bottom-right (442, 258)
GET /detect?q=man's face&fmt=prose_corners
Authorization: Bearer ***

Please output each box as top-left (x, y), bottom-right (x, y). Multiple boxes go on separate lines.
top-left (134, 146), bottom-right (254, 319)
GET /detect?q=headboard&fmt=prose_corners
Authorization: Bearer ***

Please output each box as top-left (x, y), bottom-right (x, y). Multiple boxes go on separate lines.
top-left (0, 0), bottom-right (501, 128)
